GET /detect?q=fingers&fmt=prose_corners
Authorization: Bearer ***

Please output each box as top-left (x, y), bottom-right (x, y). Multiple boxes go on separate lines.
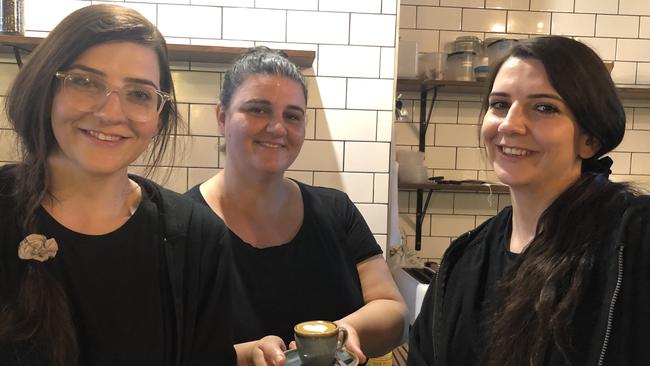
top-left (288, 341), bottom-right (297, 350)
top-left (334, 321), bottom-right (367, 364)
top-left (252, 336), bottom-right (287, 366)
top-left (345, 341), bottom-right (367, 364)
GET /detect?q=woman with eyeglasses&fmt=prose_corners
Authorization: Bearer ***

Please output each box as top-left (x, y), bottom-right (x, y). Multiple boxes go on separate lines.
top-left (0, 5), bottom-right (235, 366)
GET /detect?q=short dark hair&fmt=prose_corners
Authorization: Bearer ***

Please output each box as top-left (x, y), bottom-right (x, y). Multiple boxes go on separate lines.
top-left (483, 36), bottom-right (625, 160)
top-left (220, 46), bottom-right (308, 109)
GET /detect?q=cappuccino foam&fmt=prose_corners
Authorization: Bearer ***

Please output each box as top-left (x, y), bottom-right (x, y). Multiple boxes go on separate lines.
top-left (295, 321), bottom-right (337, 336)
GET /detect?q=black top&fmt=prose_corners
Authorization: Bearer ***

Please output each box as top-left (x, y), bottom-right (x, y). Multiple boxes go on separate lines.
top-left (443, 208), bottom-right (518, 365)
top-left (407, 195), bottom-right (650, 366)
top-left (0, 165), bottom-right (237, 366)
top-left (39, 202), bottom-right (165, 365)
top-left (186, 181), bottom-right (383, 344)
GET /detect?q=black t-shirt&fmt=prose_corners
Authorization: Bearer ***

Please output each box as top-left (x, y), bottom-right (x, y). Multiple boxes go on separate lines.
top-left (446, 208), bottom-right (519, 365)
top-left (0, 166), bottom-right (237, 366)
top-left (186, 181), bottom-right (383, 344)
top-left (38, 201), bottom-right (165, 365)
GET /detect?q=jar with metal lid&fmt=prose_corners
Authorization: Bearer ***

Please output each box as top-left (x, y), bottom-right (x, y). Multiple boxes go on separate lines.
top-left (453, 36), bottom-right (481, 54)
top-left (0, 0), bottom-right (24, 35)
top-left (447, 51), bottom-right (476, 81)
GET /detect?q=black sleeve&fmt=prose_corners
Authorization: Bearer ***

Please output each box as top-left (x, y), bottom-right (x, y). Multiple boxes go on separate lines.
top-left (184, 184), bottom-right (207, 206)
top-left (180, 203), bottom-right (237, 366)
top-left (407, 278), bottom-right (437, 366)
top-left (339, 192), bottom-right (383, 263)
top-left (606, 196), bottom-right (650, 365)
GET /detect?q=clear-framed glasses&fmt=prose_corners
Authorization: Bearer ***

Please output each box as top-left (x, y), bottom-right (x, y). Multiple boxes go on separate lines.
top-left (55, 71), bottom-right (172, 123)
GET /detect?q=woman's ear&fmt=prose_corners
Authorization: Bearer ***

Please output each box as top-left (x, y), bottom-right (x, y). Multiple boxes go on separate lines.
top-left (578, 134), bottom-right (601, 160)
top-left (216, 102), bottom-right (226, 135)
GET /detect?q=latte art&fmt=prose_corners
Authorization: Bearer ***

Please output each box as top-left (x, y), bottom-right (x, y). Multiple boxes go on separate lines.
top-left (304, 324), bottom-right (329, 333)
top-left (295, 320), bottom-right (338, 336)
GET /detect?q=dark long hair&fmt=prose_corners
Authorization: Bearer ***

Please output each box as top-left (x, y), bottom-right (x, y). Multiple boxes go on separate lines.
top-left (481, 36), bottom-right (634, 366)
top-left (1, 5), bottom-right (180, 365)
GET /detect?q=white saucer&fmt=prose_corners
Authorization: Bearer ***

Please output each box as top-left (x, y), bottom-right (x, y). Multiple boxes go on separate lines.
top-left (284, 348), bottom-right (359, 366)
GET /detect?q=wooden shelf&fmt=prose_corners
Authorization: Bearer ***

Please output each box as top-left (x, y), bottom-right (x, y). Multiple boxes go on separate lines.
top-left (0, 35), bottom-right (316, 68)
top-left (399, 181), bottom-right (509, 194)
top-left (397, 78), bottom-right (650, 100)
top-left (397, 78), bottom-right (487, 94)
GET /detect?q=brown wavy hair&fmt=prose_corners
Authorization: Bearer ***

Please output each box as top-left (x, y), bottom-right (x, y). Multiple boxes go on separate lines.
top-left (1, 4), bottom-right (180, 365)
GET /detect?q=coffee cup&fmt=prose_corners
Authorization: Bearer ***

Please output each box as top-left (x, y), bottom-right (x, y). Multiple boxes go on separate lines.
top-left (294, 320), bottom-right (348, 366)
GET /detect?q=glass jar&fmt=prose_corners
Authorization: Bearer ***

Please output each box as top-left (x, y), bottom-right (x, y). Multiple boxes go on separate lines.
top-left (1, 0), bottom-right (24, 35)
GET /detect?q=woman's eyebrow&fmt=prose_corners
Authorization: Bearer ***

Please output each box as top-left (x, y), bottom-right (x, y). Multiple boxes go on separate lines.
top-left (66, 64), bottom-right (158, 89)
top-left (526, 93), bottom-right (564, 102)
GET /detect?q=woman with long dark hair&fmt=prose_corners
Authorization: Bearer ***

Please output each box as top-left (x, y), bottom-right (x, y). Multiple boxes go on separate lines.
top-left (407, 36), bottom-right (649, 366)
top-left (0, 5), bottom-right (235, 365)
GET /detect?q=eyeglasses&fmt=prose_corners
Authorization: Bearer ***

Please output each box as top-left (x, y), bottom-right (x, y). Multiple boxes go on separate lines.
top-left (55, 71), bottom-right (172, 123)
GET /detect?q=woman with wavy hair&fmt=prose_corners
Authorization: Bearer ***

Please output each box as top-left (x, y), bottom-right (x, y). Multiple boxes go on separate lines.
top-left (408, 36), bottom-right (649, 366)
top-left (0, 5), bottom-right (234, 365)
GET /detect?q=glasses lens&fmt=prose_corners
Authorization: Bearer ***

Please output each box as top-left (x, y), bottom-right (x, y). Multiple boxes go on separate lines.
top-left (121, 85), bottom-right (159, 122)
top-left (60, 72), bottom-right (163, 123)
top-left (63, 74), bottom-right (106, 113)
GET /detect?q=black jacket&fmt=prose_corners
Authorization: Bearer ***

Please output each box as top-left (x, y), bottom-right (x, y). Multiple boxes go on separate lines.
top-left (0, 165), bottom-right (236, 365)
top-left (407, 196), bottom-right (650, 366)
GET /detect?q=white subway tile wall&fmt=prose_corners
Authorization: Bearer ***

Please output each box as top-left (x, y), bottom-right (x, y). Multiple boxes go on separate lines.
top-left (551, 13), bottom-right (596, 37)
top-left (314, 172), bottom-right (375, 202)
top-left (315, 109), bottom-right (378, 141)
top-left (222, 8), bottom-right (286, 42)
top-left (380, 47), bottom-right (396, 79)
top-left (641, 17), bottom-right (650, 38)
top-left (507, 11), bottom-right (551, 34)
top-left (287, 11), bottom-right (349, 45)
top-left (574, 0), bottom-right (618, 14)
top-left (158, 5), bottom-right (221, 39)
top-left (461, 8), bottom-right (506, 33)
top-left (401, 6), bottom-right (417, 29)
top-left (25, 0), bottom-right (86, 31)
top-left (619, 0), bottom-right (650, 16)
top-left (399, 29), bottom-right (440, 53)
top-left (318, 46), bottom-right (381, 78)
top-left (595, 15), bottom-right (639, 38)
top-left (530, 0), bottom-right (573, 12)
top-left (350, 14), bottom-right (396, 47)
top-left (398, 1), bottom-right (650, 261)
top-left (574, 37), bottom-right (616, 59)
top-left (0, 0), bottom-right (401, 254)
top-left (636, 63), bottom-right (650, 84)
top-left (417, 7), bottom-right (462, 31)
top-left (486, 0), bottom-right (529, 11)
top-left (319, 0), bottom-right (382, 13)
top-left (255, 0), bottom-right (318, 10)
top-left (611, 61), bottom-right (637, 84)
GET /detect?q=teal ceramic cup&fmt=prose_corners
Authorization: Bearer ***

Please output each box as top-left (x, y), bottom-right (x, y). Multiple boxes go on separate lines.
top-left (294, 320), bottom-right (348, 366)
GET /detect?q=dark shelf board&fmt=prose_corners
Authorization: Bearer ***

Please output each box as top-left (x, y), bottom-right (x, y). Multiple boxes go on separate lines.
top-left (397, 78), bottom-right (487, 94)
top-left (397, 78), bottom-right (650, 100)
top-left (399, 181), bottom-right (510, 194)
top-left (0, 35), bottom-right (316, 68)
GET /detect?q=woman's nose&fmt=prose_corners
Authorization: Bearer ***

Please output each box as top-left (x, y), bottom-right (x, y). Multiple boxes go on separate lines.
top-left (498, 105), bottom-right (526, 135)
top-left (94, 91), bottom-right (128, 123)
top-left (265, 113), bottom-right (288, 135)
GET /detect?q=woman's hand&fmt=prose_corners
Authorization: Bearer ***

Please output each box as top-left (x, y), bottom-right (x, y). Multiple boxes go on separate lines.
top-left (238, 336), bottom-right (287, 366)
top-left (334, 321), bottom-right (367, 364)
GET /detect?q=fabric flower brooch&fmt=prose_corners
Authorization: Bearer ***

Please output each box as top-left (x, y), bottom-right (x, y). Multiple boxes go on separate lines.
top-left (18, 234), bottom-right (58, 262)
